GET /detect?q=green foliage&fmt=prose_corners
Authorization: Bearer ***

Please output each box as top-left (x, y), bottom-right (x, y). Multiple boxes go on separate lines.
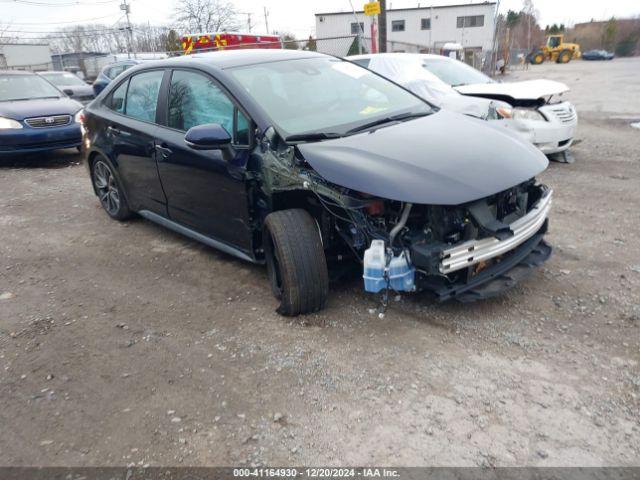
top-left (280, 33), bottom-right (299, 50)
top-left (163, 30), bottom-right (181, 53)
top-left (304, 36), bottom-right (317, 52)
top-left (615, 33), bottom-right (638, 56)
top-left (546, 23), bottom-right (564, 34)
top-left (347, 36), bottom-right (368, 56)
top-left (603, 17), bottom-right (618, 50)
top-left (506, 10), bottom-right (521, 28)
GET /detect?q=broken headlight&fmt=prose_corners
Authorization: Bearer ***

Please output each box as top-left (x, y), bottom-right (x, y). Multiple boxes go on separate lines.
top-left (512, 108), bottom-right (546, 122)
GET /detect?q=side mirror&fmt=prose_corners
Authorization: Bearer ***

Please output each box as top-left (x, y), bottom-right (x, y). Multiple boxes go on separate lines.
top-left (185, 124), bottom-right (231, 150)
top-left (63, 88), bottom-right (74, 96)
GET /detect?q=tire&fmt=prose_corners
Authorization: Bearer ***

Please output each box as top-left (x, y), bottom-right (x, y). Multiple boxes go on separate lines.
top-left (530, 52), bottom-right (544, 65)
top-left (557, 49), bottom-right (572, 63)
top-left (91, 157), bottom-right (133, 221)
top-left (263, 209), bottom-right (329, 316)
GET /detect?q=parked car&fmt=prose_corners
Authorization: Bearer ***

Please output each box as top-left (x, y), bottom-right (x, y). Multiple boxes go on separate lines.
top-left (92, 60), bottom-right (141, 96)
top-left (582, 49), bottom-right (614, 61)
top-left (420, 54), bottom-right (578, 160)
top-left (84, 49), bottom-right (552, 315)
top-left (348, 53), bottom-right (514, 120)
top-left (0, 70), bottom-right (84, 156)
top-left (38, 71), bottom-right (95, 104)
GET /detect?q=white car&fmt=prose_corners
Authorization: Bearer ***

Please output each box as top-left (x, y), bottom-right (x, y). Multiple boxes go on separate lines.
top-left (420, 54), bottom-right (578, 159)
top-left (348, 53), bottom-right (513, 121)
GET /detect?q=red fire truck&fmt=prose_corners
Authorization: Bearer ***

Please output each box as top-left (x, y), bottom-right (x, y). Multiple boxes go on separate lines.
top-left (181, 32), bottom-right (282, 54)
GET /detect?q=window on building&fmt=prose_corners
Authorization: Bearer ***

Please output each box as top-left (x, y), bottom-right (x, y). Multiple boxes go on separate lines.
top-left (350, 22), bottom-right (364, 34)
top-left (456, 15), bottom-right (484, 28)
top-left (421, 18), bottom-right (431, 30)
top-left (391, 20), bottom-right (405, 32)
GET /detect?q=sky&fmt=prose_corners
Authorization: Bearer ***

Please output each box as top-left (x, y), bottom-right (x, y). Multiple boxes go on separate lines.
top-left (2, 0), bottom-right (639, 40)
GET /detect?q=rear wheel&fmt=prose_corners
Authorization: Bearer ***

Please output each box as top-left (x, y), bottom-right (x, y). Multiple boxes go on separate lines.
top-left (264, 209), bottom-right (329, 316)
top-left (91, 158), bottom-right (132, 221)
top-left (557, 49), bottom-right (572, 63)
top-left (530, 51), bottom-right (545, 65)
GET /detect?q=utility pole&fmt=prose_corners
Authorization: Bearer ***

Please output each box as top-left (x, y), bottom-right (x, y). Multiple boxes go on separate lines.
top-left (120, 0), bottom-right (135, 59)
top-left (247, 13), bottom-right (252, 33)
top-left (347, 0), bottom-right (364, 54)
top-left (263, 6), bottom-right (270, 34)
top-left (379, 0), bottom-right (387, 52)
top-left (429, 5), bottom-right (433, 51)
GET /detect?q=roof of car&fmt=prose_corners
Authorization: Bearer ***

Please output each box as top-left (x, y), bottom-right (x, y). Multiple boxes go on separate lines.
top-left (0, 70), bottom-right (36, 76)
top-left (349, 53), bottom-right (453, 61)
top-left (163, 49), bottom-right (327, 69)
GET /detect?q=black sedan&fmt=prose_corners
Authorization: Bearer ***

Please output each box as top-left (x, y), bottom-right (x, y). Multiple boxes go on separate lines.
top-left (582, 49), bottom-right (615, 60)
top-left (0, 70), bottom-right (84, 156)
top-left (83, 50), bottom-right (552, 315)
top-left (38, 71), bottom-right (95, 104)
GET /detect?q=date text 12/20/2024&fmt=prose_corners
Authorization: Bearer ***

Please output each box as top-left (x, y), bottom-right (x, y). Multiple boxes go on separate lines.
top-left (233, 468), bottom-right (400, 478)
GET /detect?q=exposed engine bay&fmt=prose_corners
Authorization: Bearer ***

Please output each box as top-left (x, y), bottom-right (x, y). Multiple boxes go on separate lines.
top-left (249, 127), bottom-right (552, 303)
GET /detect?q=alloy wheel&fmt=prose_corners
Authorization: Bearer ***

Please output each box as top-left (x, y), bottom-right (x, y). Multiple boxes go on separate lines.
top-left (93, 160), bottom-right (121, 216)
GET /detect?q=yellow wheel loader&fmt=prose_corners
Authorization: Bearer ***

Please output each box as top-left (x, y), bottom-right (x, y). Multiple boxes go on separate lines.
top-left (529, 35), bottom-right (581, 65)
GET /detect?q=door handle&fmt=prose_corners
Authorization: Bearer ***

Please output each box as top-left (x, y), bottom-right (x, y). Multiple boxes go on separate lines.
top-left (107, 126), bottom-right (131, 137)
top-left (155, 144), bottom-right (173, 159)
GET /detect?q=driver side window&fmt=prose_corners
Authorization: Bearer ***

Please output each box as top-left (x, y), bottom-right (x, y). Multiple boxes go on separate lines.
top-left (168, 70), bottom-right (249, 146)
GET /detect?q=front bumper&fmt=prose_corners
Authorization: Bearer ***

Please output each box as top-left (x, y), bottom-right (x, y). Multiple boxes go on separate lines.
top-left (0, 123), bottom-right (82, 156)
top-left (506, 102), bottom-right (578, 155)
top-left (433, 233), bottom-right (552, 302)
top-left (441, 188), bottom-right (552, 273)
top-left (409, 187), bottom-right (552, 302)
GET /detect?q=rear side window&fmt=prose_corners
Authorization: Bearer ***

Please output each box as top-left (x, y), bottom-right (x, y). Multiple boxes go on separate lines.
top-left (168, 69), bottom-right (249, 145)
top-left (125, 70), bottom-right (163, 122)
top-left (350, 58), bottom-right (371, 69)
top-left (107, 80), bottom-right (128, 113)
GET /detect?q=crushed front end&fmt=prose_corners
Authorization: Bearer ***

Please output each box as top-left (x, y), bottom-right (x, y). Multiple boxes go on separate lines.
top-left (325, 180), bottom-right (553, 302)
top-left (252, 126), bottom-right (552, 304)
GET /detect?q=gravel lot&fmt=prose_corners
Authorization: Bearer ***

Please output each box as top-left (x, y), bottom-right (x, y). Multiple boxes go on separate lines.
top-left (1, 58), bottom-right (639, 467)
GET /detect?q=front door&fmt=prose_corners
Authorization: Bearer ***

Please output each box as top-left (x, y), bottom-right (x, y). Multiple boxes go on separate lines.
top-left (155, 69), bottom-right (253, 253)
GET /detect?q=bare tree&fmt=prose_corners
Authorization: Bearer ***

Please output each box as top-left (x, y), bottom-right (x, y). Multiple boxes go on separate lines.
top-left (0, 22), bottom-right (18, 43)
top-left (173, 0), bottom-right (240, 33)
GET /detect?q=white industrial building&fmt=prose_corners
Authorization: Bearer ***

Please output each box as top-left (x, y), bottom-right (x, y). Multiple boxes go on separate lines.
top-left (0, 43), bottom-right (53, 71)
top-left (315, 1), bottom-right (496, 62)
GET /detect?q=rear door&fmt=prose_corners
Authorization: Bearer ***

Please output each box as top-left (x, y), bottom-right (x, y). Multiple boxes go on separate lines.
top-left (99, 69), bottom-right (167, 214)
top-left (154, 68), bottom-right (253, 252)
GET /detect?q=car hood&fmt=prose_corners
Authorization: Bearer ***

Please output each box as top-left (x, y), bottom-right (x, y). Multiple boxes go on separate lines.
top-left (455, 79), bottom-right (569, 101)
top-left (0, 97), bottom-right (83, 120)
top-left (63, 85), bottom-right (94, 96)
top-left (297, 109), bottom-right (548, 205)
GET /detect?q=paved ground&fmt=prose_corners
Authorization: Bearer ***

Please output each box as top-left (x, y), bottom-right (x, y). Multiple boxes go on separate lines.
top-left (1, 58), bottom-right (639, 467)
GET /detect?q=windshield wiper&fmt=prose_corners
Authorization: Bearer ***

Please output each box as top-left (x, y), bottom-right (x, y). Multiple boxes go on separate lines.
top-left (345, 111), bottom-right (431, 135)
top-left (285, 132), bottom-right (343, 143)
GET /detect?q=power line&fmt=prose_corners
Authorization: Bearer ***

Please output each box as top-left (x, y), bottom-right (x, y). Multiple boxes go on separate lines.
top-left (0, 0), bottom-right (119, 5)
top-left (2, 13), bottom-right (119, 24)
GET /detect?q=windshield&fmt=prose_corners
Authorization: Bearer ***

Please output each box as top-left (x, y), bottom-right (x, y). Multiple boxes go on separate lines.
top-left (228, 57), bottom-right (432, 138)
top-left (40, 72), bottom-right (86, 87)
top-left (421, 57), bottom-right (494, 87)
top-left (0, 74), bottom-right (62, 102)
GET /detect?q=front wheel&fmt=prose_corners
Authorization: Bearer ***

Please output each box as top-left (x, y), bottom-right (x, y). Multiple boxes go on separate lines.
top-left (91, 158), bottom-right (132, 221)
top-left (557, 49), bottom-right (572, 63)
top-left (264, 209), bottom-right (329, 316)
top-left (530, 51), bottom-right (545, 65)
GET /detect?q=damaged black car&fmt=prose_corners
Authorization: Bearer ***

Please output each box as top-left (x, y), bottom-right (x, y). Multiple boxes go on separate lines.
top-left (83, 49), bottom-right (552, 316)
